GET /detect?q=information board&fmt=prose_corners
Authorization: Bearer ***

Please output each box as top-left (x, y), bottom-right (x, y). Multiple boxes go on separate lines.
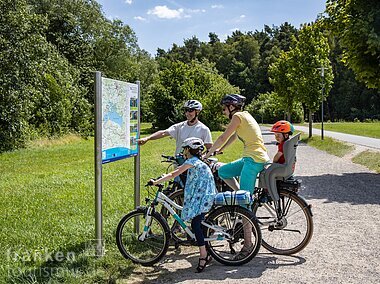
top-left (101, 78), bottom-right (139, 163)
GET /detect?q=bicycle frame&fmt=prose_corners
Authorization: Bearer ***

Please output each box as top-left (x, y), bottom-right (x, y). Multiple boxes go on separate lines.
top-left (138, 188), bottom-right (232, 242)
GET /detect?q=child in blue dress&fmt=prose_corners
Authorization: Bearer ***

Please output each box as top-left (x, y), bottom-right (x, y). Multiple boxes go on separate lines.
top-left (150, 137), bottom-right (216, 272)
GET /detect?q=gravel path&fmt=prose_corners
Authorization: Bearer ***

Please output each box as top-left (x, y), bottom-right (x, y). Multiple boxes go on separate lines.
top-left (124, 131), bottom-right (380, 284)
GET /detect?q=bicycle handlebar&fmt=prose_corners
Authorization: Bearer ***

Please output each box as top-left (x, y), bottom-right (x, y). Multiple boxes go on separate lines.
top-left (161, 154), bottom-right (175, 160)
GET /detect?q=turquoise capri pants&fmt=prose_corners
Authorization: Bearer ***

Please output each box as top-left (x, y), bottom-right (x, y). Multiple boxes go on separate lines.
top-left (218, 157), bottom-right (266, 194)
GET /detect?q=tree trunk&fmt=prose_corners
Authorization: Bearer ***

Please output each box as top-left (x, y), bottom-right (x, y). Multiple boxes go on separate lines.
top-left (308, 110), bottom-right (313, 138)
top-left (286, 111), bottom-right (291, 122)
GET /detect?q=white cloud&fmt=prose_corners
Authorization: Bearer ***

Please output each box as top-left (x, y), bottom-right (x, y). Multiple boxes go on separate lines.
top-left (187, 9), bottom-right (206, 14)
top-left (240, 15), bottom-right (246, 18)
top-left (125, 0), bottom-right (132, 4)
top-left (147, 5), bottom-right (184, 19)
top-left (134, 16), bottom-right (147, 21)
top-left (211, 4), bottom-right (224, 9)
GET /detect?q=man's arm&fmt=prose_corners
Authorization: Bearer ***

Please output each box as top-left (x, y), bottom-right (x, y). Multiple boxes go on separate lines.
top-left (138, 130), bottom-right (169, 145)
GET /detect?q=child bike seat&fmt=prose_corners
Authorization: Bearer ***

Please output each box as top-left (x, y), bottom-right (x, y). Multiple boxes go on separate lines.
top-left (258, 133), bottom-right (301, 201)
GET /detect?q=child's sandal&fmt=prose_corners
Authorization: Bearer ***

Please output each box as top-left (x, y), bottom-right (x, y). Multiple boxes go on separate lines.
top-left (196, 254), bottom-right (212, 273)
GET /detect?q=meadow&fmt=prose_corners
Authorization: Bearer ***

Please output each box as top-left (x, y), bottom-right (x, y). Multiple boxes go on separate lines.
top-left (0, 128), bottom-right (242, 283)
top-left (304, 121), bottom-right (380, 139)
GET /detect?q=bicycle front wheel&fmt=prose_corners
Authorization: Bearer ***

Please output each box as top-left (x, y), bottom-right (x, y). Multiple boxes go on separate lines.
top-left (116, 208), bottom-right (170, 266)
top-left (204, 206), bottom-right (262, 266)
top-left (252, 190), bottom-right (313, 255)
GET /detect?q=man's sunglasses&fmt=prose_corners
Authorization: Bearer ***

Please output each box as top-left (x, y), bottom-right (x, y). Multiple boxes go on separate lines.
top-left (184, 108), bottom-right (195, 113)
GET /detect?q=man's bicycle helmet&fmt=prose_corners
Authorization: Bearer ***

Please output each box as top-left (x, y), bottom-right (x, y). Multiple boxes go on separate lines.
top-left (270, 120), bottom-right (295, 135)
top-left (183, 100), bottom-right (202, 111)
top-left (220, 94), bottom-right (246, 107)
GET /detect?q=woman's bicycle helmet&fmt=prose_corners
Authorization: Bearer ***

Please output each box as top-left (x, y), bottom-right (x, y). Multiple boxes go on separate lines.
top-left (270, 120), bottom-right (295, 135)
top-left (220, 94), bottom-right (246, 107)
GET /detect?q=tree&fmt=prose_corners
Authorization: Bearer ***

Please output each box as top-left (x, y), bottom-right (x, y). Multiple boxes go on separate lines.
top-left (268, 51), bottom-right (298, 121)
top-left (325, 0), bottom-right (380, 89)
top-left (327, 36), bottom-right (380, 121)
top-left (148, 60), bottom-right (238, 130)
top-left (252, 23), bottom-right (298, 96)
top-left (1, 0), bottom-right (155, 152)
top-left (289, 24), bottom-right (333, 137)
top-left (0, 0), bottom-right (91, 152)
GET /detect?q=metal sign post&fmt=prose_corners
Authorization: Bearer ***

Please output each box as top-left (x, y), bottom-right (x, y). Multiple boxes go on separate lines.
top-left (94, 71), bottom-right (104, 257)
top-left (134, 81), bottom-right (141, 233)
top-left (321, 66), bottom-right (325, 140)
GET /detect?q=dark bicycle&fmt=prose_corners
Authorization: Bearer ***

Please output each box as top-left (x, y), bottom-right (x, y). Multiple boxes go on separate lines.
top-left (164, 133), bottom-right (313, 255)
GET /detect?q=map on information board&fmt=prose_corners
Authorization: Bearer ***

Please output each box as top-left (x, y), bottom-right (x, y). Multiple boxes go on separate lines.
top-left (101, 78), bottom-right (139, 164)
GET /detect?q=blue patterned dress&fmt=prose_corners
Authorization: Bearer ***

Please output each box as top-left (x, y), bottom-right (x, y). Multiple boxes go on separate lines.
top-left (181, 156), bottom-right (216, 222)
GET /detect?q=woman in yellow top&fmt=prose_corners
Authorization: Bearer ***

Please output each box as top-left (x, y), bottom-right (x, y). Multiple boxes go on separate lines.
top-left (204, 94), bottom-right (270, 260)
top-left (204, 94), bottom-right (269, 193)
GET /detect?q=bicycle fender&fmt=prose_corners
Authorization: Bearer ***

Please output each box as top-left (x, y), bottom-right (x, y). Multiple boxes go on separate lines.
top-left (135, 206), bottom-right (148, 214)
top-left (293, 193), bottom-right (313, 217)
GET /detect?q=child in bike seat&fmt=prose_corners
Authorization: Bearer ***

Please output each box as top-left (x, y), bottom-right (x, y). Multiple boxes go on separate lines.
top-left (149, 137), bottom-right (216, 273)
top-left (270, 120), bottom-right (295, 164)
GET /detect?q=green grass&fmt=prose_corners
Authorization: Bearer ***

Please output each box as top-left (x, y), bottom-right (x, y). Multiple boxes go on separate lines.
top-left (0, 131), bottom-right (242, 284)
top-left (301, 122), bottom-right (380, 139)
top-left (300, 133), bottom-right (355, 157)
top-left (352, 151), bottom-right (380, 173)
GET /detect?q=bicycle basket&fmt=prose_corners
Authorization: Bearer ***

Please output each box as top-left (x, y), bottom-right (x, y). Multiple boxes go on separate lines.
top-left (214, 190), bottom-right (251, 206)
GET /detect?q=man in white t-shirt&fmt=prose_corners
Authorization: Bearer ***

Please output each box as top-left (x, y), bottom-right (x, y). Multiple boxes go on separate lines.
top-left (138, 100), bottom-right (213, 155)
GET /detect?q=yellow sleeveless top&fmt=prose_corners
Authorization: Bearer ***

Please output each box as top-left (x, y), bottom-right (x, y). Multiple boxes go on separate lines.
top-left (234, 111), bottom-right (269, 163)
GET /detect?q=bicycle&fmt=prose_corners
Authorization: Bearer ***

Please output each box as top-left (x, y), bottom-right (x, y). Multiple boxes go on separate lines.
top-left (160, 154), bottom-right (232, 196)
top-left (116, 183), bottom-right (262, 266)
top-left (159, 154), bottom-right (233, 245)
top-left (164, 133), bottom-right (314, 255)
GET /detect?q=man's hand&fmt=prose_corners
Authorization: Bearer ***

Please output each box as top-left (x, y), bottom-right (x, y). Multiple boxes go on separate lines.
top-left (137, 137), bottom-right (148, 145)
top-left (147, 179), bottom-right (156, 186)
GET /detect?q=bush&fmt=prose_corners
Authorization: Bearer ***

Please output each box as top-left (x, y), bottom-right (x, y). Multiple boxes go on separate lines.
top-left (0, 0), bottom-right (91, 152)
top-left (245, 92), bottom-right (303, 124)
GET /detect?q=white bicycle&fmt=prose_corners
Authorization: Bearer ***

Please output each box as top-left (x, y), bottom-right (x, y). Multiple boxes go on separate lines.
top-left (116, 183), bottom-right (262, 266)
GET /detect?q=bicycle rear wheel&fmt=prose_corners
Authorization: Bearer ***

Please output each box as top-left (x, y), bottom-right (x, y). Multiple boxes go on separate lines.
top-left (252, 189), bottom-right (313, 255)
top-left (204, 206), bottom-right (262, 266)
top-left (116, 208), bottom-right (170, 266)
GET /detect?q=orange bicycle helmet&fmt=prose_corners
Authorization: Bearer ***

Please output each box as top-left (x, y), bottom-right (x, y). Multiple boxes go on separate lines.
top-left (270, 120), bottom-right (294, 134)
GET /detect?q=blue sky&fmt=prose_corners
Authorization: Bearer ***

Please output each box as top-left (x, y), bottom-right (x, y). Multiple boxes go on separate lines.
top-left (96, 0), bottom-right (327, 56)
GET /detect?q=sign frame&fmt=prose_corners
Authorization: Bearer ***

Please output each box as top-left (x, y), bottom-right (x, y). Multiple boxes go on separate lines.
top-left (94, 71), bottom-right (141, 256)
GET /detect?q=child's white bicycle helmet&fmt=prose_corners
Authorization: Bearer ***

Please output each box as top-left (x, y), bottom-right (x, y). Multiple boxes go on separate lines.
top-left (181, 137), bottom-right (205, 151)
